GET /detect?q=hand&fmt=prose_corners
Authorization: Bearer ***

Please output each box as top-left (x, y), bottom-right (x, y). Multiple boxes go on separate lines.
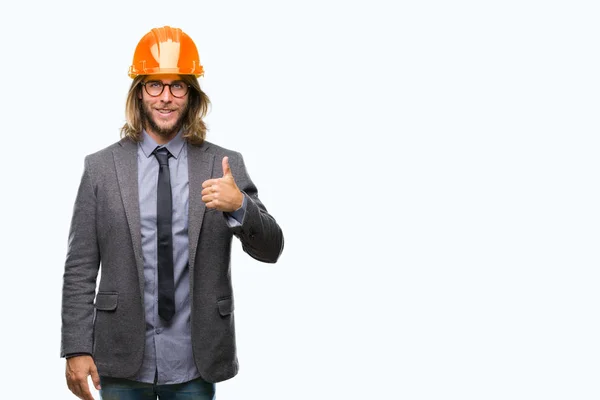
top-left (201, 156), bottom-right (244, 212)
top-left (65, 355), bottom-right (101, 400)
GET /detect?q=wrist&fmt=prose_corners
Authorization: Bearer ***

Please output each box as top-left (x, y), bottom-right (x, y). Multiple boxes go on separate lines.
top-left (235, 192), bottom-right (244, 210)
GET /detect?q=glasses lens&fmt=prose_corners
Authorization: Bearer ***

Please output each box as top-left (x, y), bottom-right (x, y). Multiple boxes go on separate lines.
top-left (144, 81), bottom-right (164, 96)
top-left (170, 81), bottom-right (189, 97)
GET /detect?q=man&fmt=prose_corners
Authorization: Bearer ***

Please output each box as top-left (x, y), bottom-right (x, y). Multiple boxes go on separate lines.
top-left (61, 26), bottom-right (284, 400)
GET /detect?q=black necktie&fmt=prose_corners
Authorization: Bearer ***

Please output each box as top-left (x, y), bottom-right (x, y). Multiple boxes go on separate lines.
top-left (154, 147), bottom-right (175, 321)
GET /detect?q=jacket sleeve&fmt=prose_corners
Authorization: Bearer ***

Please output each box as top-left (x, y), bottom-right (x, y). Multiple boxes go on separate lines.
top-left (60, 156), bottom-right (101, 357)
top-left (227, 152), bottom-right (284, 263)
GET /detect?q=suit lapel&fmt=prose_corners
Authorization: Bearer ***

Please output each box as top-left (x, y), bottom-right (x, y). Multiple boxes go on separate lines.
top-left (187, 142), bottom-right (214, 271)
top-left (113, 138), bottom-right (145, 299)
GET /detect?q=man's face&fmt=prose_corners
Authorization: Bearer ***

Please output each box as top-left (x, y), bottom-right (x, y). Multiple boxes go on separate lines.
top-left (140, 74), bottom-right (189, 139)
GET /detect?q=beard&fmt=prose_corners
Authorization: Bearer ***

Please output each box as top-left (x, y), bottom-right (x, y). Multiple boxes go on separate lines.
top-left (141, 102), bottom-right (188, 139)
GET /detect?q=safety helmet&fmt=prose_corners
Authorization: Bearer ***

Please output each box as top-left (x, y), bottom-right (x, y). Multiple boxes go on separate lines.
top-left (128, 26), bottom-right (204, 78)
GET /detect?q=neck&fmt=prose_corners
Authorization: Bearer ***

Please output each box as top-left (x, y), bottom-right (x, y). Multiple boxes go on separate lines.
top-left (146, 129), bottom-right (178, 145)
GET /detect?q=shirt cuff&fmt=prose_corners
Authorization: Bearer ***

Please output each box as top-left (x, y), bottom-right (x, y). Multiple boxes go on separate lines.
top-left (225, 195), bottom-right (247, 227)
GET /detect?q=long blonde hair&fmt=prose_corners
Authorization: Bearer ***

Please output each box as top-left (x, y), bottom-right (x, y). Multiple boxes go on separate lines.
top-left (120, 75), bottom-right (211, 145)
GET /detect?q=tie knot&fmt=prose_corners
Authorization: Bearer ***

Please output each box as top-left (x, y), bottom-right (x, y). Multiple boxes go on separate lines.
top-left (153, 147), bottom-right (171, 166)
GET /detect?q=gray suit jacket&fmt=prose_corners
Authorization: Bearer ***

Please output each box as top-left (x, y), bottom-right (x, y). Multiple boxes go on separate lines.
top-left (60, 137), bottom-right (284, 383)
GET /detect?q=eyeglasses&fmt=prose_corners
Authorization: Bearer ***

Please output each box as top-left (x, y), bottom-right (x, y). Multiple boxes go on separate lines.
top-left (141, 80), bottom-right (190, 98)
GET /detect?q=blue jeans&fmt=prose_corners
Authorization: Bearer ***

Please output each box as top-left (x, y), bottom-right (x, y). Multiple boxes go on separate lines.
top-left (99, 376), bottom-right (216, 400)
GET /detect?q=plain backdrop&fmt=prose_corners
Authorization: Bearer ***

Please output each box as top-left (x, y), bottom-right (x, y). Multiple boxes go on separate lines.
top-left (1, 0), bottom-right (599, 399)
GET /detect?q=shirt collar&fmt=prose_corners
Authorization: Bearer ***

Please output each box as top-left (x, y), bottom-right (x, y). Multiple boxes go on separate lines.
top-left (139, 130), bottom-right (185, 159)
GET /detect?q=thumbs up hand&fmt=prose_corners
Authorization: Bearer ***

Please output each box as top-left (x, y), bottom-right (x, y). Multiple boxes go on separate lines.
top-left (201, 156), bottom-right (244, 212)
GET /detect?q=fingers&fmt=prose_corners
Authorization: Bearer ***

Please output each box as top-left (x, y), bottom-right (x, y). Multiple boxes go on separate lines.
top-left (222, 156), bottom-right (231, 177)
top-left (91, 364), bottom-right (101, 391)
top-left (202, 194), bottom-right (218, 205)
top-left (67, 375), bottom-right (94, 400)
top-left (202, 178), bottom-right (219, 189)
top-left (201, 184), bottom-right (217, 196)
top-left (204, 200), bottom-right (217, 209)
top-left (77, 381), bottom-right (95, 400)
top-left (202, 156), bottom-right (233, 190)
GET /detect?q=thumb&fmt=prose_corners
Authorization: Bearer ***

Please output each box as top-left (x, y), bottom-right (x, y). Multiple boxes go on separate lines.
top-left (90, 364), bottom-right (101, 391)
top-left (222, 156), bottom-right (232, 177)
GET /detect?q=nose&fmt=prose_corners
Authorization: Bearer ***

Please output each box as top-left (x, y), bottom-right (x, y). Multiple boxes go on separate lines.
top-left (159, 84), bottom-right (174, 102)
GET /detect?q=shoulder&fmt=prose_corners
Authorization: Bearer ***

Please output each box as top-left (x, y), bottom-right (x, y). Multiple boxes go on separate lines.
top-left (193, 140), bottom-right (243, 159)
top-left (83, 138), bottom-right (133, 166)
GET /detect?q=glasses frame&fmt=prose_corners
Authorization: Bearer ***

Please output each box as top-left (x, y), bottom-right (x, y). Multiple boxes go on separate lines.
top-left (141, 80), bottom-right (191, 98)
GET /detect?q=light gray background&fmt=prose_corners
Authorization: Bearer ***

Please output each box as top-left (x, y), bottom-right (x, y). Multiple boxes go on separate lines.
top-left (1, 1), bottom-right (599, 399)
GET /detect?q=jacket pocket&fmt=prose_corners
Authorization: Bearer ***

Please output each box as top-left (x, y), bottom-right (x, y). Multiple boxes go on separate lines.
top-left (94, 292), bottom-right (118, 311)
top-left (217, 296), bottom-right (234, 316)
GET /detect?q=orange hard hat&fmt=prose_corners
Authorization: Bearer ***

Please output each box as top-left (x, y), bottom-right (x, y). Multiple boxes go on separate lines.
top-left (128, 26), bottom-right (204, 78)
